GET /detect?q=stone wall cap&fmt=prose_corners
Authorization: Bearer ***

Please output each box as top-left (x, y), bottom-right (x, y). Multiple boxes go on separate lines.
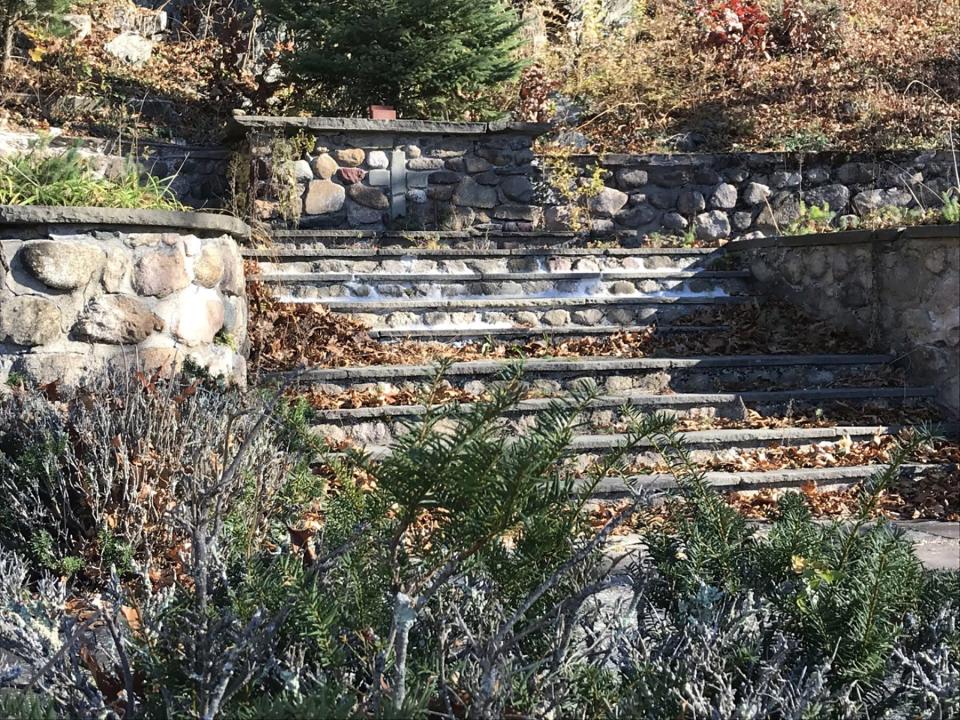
top-left (0, 205), bottom-right (250, 240)
top-left (231, 115), bottom-right (550, 137)
top-left (727, 223), bottom-right (959, 251)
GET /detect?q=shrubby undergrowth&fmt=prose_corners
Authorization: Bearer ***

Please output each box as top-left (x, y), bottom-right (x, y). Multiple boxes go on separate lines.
top-left (0, 140), bottom-right (183, 210)
top-left (0, 371), bottom-right (956, 719)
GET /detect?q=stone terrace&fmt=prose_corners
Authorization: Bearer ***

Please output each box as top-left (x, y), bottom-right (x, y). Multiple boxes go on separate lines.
top-left (246, 227), bottom-right (959, 534)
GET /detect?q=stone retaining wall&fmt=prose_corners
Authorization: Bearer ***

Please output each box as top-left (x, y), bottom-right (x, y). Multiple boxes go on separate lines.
top-left (234, 117), bottom-right (958, 238)
top-left (0, 206), bottom-right (248, 388)
top-left (729, 225), bottom-right (960, 414)
top-left (235, 117), bottom-right (547, 232)
top-left (572, 150), bottom-right (959, 241)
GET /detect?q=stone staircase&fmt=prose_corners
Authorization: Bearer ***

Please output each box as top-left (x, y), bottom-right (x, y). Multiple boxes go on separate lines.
top-left (245, 230), bottom-right (957, 515)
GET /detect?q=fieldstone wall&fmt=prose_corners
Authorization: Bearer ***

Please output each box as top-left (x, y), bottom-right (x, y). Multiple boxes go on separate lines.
top-left (0, 206), bottom-right (249, 388)
top-left (730, 226), bottom-right (960, 414)
top-left (235, 117), bottom-right (547, 232)
top-left (235, 118), bottom-right (958, 237)
top-left (569, 151), bottom-right (959, 241)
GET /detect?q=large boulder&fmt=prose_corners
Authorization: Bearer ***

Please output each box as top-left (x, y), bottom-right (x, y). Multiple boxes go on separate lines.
top-left (453, 178), bottom-right (498, 209)
top-left (709, 183), bottom-right (738, 209)
top-left (0, 296), bottom-right (61, 346)
top-left (134, 250), bottom-right (189, 298)
top-left (677, 190), bottom-right (705, 216)
top-left (192, 245), bottom-right (224, 288)
top-left (500, 175), bottom-right (534, 203)
top-left (303, 180), bottom-right (346, 215)
top-left (693, 210), bottom-right (731, 241)
top-left (21, 241), bottom-right (105, 290)
top-left (104, 33), bottom-right (154, 66)
top-left (588, 187), bottom-right (628, 218)
top-left (743, 182), bottom-right (771, 206)
top-left (347, 184), bottom-right (390, 210)
top-left (311, 154), bottom-right (338, 179)
top-left (616, 168), bottom-right (648, 189)
top-left (804, 184), bottom-right (851, 212)
top-left (73, 295), bottom-right (163, 344)
top-left (335, 148), bottom-right (366, 167)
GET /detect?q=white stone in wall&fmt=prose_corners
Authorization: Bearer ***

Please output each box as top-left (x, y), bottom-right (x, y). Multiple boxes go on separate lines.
top-left (368, 151), bottom-right (389, 169)
top-left (291, 160), bottom-right (313, 182)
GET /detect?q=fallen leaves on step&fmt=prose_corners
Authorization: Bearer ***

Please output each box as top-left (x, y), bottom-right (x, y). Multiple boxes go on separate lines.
top-left (247, 268), bottom-right (873, 373)
top-left (623, 434), bottom-right (959, 476)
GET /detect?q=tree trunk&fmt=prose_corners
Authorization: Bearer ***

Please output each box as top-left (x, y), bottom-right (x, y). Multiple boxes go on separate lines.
top-left (1, 15), bottom-right (14, 80)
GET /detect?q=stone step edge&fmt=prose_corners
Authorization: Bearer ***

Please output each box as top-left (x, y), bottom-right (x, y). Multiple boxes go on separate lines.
top-left (563, 424), bottom-right (957, 451)
top-left (588, 463), bottom-right (954, 494)
top-left (268, 354), bottom-right (896, 383)
top-left (349, 446), bottom-right (948, 492)
top-left (366, 324), bottom-right (727, 340)
top-left (289, 295), bottom-right (752, 311)
top-left (308, 390), bottom-right (936, 423)
top-left (339, 426), bottom-right (931, 450)
top-left (258, 270), bottom-right (753, 283)
top-left (269, 230), bottom-right (582, 240)
top-left (245, 246), bottom-right (720, 259)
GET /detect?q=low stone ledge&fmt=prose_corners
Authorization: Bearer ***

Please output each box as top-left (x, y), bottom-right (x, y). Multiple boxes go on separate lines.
top-left (0, 205), bottom-right (250, 240)
top-left (0, 207), bottom-right (248, 388)
top-left (231, 115), bottom-right (549, 137)
top-left (727, 224), bottom-right (960, 251)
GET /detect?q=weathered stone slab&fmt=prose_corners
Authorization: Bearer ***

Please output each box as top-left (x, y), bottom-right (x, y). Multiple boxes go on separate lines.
top-left (74, 295), bottom-right (163, 344)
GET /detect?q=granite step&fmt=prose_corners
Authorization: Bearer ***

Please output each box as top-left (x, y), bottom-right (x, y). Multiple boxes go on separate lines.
top-left (604, 520), bottom-right (960, 571)
top-left (366, 323), bottom-right (723, 341)
top-left (308, 392), bottom-right (944, 446)
top-left (348, 430), bottom-right (953, 484)
top-left (258, 270), bottom-right (752, 301)
top-left (263, 229), bottom-right (664, 250)
top-left (275, 355), bottom-right (902, 396)
top-left (284, 295), bottom-right (750, 330)
top-left (587, 463), bottom-right (955, 495)
top-left (247, 246), bottom-right (727, 275)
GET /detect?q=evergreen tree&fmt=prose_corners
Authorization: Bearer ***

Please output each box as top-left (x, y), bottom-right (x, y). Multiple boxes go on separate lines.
top-left (262, 0), bottom-right (525, 117)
